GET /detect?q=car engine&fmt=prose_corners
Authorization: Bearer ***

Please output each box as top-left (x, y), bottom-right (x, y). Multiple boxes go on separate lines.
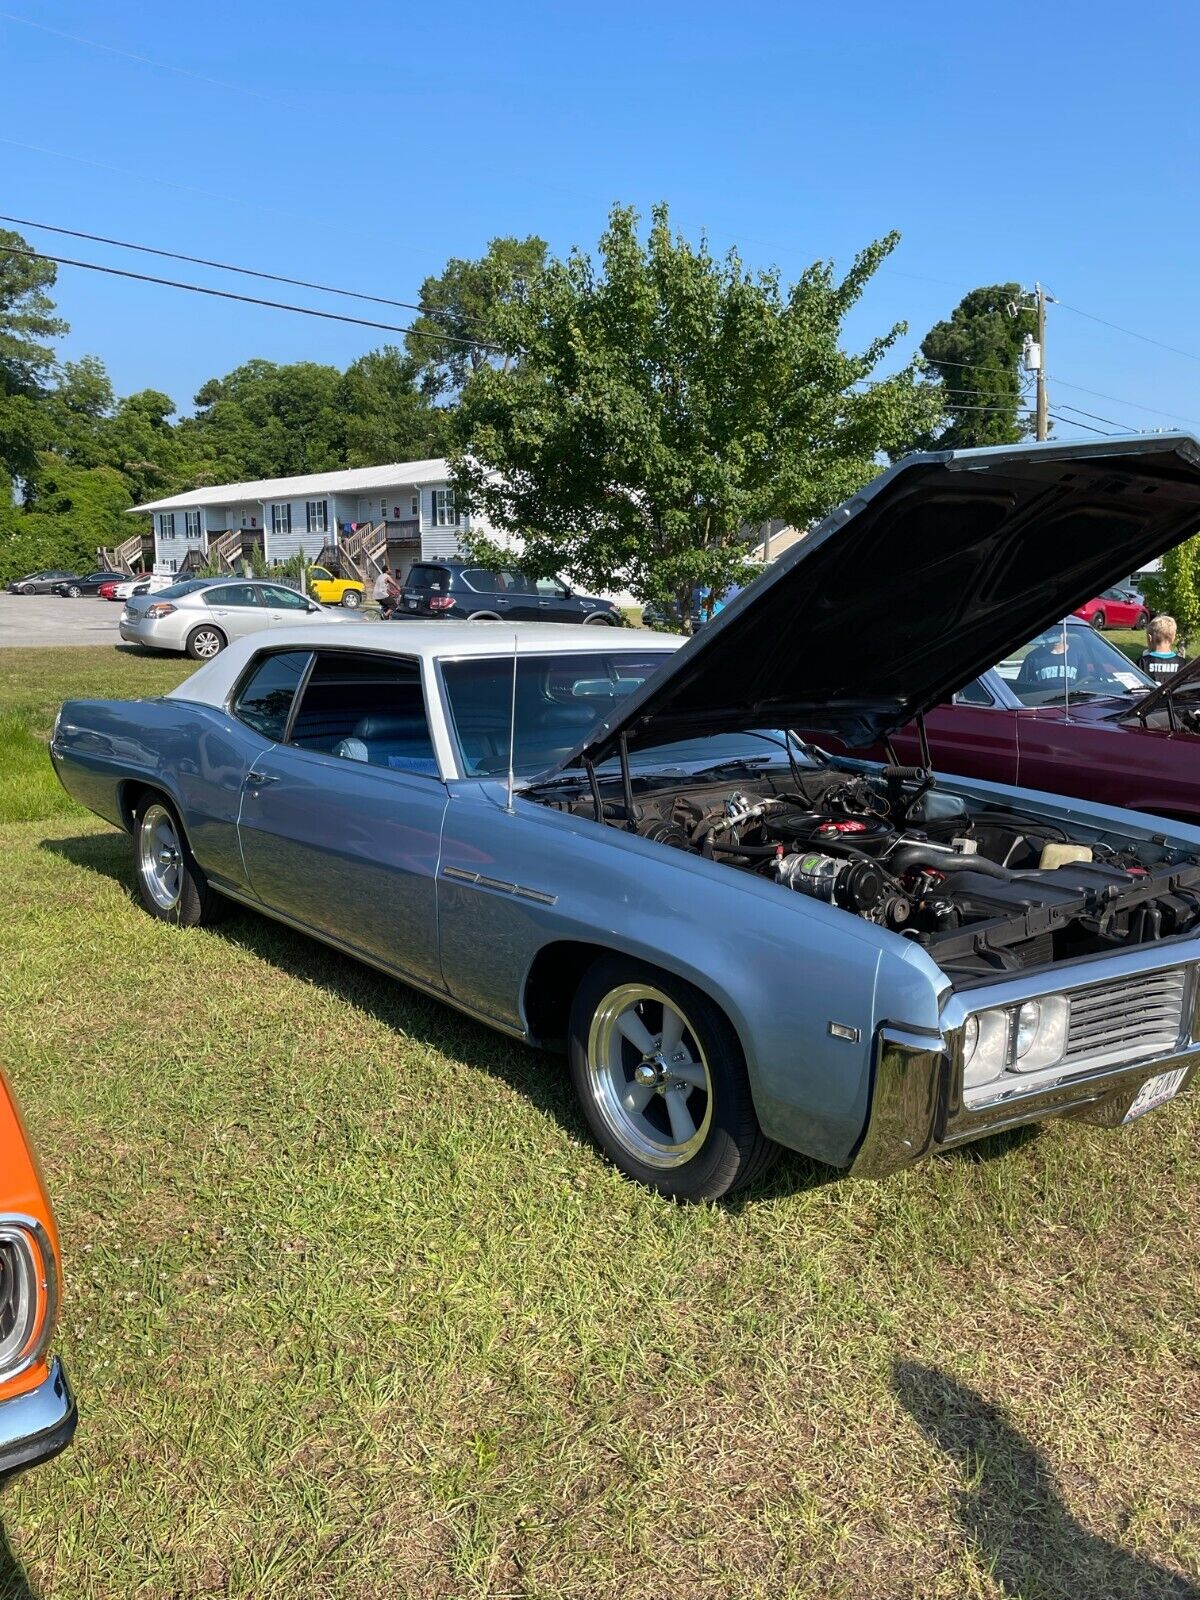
top-left (535, 764), bottom-right (1200, 978)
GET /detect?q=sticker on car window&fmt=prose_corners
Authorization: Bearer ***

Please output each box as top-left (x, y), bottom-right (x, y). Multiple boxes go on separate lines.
top-left (386, 756), bottom-right (440, 775)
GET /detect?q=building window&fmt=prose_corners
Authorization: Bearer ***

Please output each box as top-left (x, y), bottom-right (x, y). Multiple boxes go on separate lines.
top-left (271, 503), bottom-right (292, 537)
top-left (432, 488), bottom-right (457, 527)
top-left (381, 499), bottom-right (388, 522)
top-left (411, 495), bottom-right (419, 515)
top-left (305, 500), bottom-right (328, 535)
top-left (185, 510), bottom-right (202, 540)
top-left (159, 513), bottom-right (176, 540)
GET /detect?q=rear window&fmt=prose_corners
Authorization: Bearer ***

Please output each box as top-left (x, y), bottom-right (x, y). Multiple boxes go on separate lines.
top-left (407, 566), bottom-right (451, 592)
top-left (232, 650), bottom-right (313, 741)
top-left (153, 579), bottom-right (217, 600)
top-left (289, 651), bottom-right (440, 775)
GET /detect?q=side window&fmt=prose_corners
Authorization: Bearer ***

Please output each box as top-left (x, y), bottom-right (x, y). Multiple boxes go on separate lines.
top-left (289, 652), bottom-right (440, 776)
top-left (458, 568), bottom-right (496, 593)
top-left (534, 577), bottom-right (570, 598)
top-left (232, 651), bottom-right (313, 741)
top-left (208, 584), bottom-right (260, 609)
top-left (259, 584), bottom-right (310, 610)
top-left (954, 678), bottom-right (995, 707)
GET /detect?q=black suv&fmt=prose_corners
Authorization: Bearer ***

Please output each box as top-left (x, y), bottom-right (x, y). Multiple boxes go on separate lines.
top-left (398, 562), bottom-right (621, 625)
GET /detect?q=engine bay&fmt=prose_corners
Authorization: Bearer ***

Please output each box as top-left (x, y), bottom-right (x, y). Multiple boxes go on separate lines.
top-left (533, 762), bottom-right (1200, 980)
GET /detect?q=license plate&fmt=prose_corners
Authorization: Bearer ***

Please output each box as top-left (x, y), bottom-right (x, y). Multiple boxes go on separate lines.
top-left (1123, 1067), bottom-right (1189, 1122)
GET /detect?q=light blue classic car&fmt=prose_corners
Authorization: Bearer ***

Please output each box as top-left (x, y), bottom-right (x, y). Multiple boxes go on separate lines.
top-left (52, 437), bottom-right (1200, 1199)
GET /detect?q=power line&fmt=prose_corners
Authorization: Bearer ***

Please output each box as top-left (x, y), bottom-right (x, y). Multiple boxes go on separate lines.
top-left (1047, 411), bottom-right (1118, 437)
top-left (1050, 374), bottom-right (1200, 430)
top-left (0, 212), bottom-right (488, 329)
top-left (1054, 402), bottom-right (1140, 433)
top-left (1055, 298), bottom-right (1200, 366)
top-left (3, 244), bottom-right (503, 350)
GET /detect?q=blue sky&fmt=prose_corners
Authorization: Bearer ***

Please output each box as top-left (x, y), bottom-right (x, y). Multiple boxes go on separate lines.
top-left (2, 0), bottom-right (1199, 438)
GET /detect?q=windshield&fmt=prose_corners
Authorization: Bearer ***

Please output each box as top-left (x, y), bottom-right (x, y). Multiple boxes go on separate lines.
top-left (993, 624), bottom-right (1153, 707)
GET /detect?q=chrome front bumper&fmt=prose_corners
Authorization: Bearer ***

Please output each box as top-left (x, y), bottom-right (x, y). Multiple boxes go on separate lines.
top-left (851, 1027), bottom-right (1200, 1178)
top-left (0, 1359), bottom-right (77, 1482)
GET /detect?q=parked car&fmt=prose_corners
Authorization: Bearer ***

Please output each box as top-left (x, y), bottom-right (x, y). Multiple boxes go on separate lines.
top-left (119, 577), bottom-right (349, 658)
top-left (1074, 587), bottom-right (1150, 631)
top-left (114, 572), bottom-right (174, 601)
top-left (642, 580), bottom-right (751, 631)
top-left (0, 1065), bottom-right (77, 1480)
top-left (7, 570), bottom-right (81, 595)
top-left (97, 578), bottom-right (122, 601)
top-left (51, 438), bottom-right (1200, 1200)
top-left (306, 566), bottom-right (364, 608)
top-left (51, 569), bottom-right (123, 598)
top-left (400, 561), bottom-right (621, 625)
top-left (810, 617), bottom-right (1200, 825)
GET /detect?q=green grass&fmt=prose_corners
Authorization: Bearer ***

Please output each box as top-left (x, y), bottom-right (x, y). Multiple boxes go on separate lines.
top-left (2, 648), bottom-right (1199, 1597)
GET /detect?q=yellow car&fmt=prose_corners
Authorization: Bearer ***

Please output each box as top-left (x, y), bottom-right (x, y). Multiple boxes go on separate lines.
top-left (307, 566), bottom-right (364, 608)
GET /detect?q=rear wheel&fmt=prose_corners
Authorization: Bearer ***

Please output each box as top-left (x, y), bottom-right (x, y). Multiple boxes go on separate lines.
top-left (186, 624), bottom-right (226, 660)
top-left (467, 611), bottom-right (501, 622)
top-left (1090, 610), bottom-right (1106, 631)
top-left (341, 589), bottom-right (362, 608)
top-left (134, 799), bottom-right (226, 926)
top-left (568, 957), bottom-right (779, 1201)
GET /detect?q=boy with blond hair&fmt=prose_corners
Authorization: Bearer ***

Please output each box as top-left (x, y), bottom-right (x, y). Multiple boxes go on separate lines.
top-left (1137, 614), bottom-right (1186, 679)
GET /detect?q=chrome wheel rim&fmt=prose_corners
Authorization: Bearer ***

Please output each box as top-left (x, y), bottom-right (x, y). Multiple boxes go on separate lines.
top-left (192, 628), bottom-right (222, 658)
top-left (138, 804), bottom-right (183, 911)
top-left (586, 984), bottom-right (712, 1168)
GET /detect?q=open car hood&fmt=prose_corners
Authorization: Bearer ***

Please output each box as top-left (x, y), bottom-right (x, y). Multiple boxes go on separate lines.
top-left (554, 435), bottom-right (1200, 766)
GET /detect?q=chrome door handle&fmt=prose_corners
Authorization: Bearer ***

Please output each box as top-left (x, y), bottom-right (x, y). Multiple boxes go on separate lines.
top-left (538, 601), bottom-right (550, 608)
top-left (245, 771), bottom-right (279, 788)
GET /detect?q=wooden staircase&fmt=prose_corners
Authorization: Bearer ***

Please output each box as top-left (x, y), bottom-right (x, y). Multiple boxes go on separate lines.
top-left (338, 521), bottom-right (388, 583)
top-left (211, 528), bottom-right (244, 573)
top-left (100, 532), bottom-right (148, 575)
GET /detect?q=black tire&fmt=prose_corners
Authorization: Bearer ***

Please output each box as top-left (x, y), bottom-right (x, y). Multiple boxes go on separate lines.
top-left (67, 585), bottom-right (82, 598)
top-left (186, 624), bottom-right (226, 660)
top-left (1135, 609), bottom-right (1149, 629)
top-left (567, 956), bottom-right (779, 1201)
top-left (582, 611), bottom-right (617, 626)
top-left (341, 589), bottom-right (362, 608)
top-left (466, 611), bottom-right (500, 622)
top-left (1091, 610), bottom-right (1106, 631)
top-left (132, 796), bottom-right (227, 927)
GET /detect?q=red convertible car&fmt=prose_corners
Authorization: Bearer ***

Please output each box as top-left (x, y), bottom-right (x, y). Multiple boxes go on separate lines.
top-left (813, 619), bottom-right (1200, 824)
top-left (1073, 586), bottom-right (1149, 631)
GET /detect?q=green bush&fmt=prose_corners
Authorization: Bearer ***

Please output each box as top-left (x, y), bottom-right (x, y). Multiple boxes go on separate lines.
top-left (1141, 535), bottom-right (1200, 647)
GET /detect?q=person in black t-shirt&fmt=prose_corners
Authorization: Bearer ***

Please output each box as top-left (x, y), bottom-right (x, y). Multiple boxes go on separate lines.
top-left (1136, 614), bottom-right (1186, 680)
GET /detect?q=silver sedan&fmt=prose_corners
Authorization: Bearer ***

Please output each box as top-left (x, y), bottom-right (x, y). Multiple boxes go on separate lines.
top-left (119, 578), bottom-right (352, 659)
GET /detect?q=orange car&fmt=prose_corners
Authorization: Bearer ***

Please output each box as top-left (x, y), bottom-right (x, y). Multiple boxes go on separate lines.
top-left (0, 1069), bottom-right (75, 1480)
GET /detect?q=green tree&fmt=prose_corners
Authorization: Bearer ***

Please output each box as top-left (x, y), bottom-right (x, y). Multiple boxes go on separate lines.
top-left (1142, 538), bottom-right (1200, 647)
top-left (919, 284), bottom-right (1037, 448)
top-left (181, 359), bottom-right (345, 479)
top-left (452, 204), bottom-right (943, 624)
top-left (405, 234), bottom-right (547, 400)
top-left (336, 346), bottom-right (449, 465)
top-left (0, 227), bottom-right (68, 487)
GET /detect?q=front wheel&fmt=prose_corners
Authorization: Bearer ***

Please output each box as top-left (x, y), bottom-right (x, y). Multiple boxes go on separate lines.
top-left (1090, 610), bottom-right (1106, 631)
top-left (582, 611), bottom-right (616, 625)
top-left (134, 799), bottom-right (227, 926)
top-left (67, 585), bottom-right (82, 598)
top-left (186, 624), bottom-right (226, 659)
top-left (1135, 609), bottom-right (1149, 629)
top-left (341, 589), bottom-right (362, 608)
top-left (568, 957), bottom-right (779, 1201)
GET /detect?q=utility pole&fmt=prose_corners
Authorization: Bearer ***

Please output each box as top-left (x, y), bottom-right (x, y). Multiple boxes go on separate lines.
top-left (1035, 282), bottom-right (1049, 441)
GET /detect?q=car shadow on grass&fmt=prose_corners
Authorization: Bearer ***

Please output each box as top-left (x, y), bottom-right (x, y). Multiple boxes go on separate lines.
top-left (43, 830), bottom-right (833, 1202)
top-left (893, 1360), bottom-right (1200, 1599)
top-left (0, 1521), bottom-right (39, 1600)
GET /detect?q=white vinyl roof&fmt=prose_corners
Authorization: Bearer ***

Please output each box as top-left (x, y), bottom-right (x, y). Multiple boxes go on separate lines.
top-left (166, 619), bottom-right (681, 710)
top-left (130, 458), bottom-right (454, 514)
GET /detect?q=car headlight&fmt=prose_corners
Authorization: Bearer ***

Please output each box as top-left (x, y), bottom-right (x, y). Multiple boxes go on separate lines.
top-left (1011, 995), bottom-right (1070, 1071)
top-left (960, 994), bottom-right (1070, 1093)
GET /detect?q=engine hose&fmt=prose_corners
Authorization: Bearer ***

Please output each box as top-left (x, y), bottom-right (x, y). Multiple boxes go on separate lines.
top-left (706, 840), bottom-right (781, 859)
top-left (886, 843), bottom-right (1016, 881)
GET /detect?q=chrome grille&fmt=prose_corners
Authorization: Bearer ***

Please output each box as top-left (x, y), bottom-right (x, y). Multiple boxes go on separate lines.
top-left (0, 1244), bottom-right (16, 1347)
top-left (1064, 968), bottom-right (1187, 1067)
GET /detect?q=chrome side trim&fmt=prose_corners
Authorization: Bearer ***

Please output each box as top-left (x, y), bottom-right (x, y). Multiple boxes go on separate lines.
top-left (0, 1215), bottom-right (58, 1387)
top-left (441, 865), bottom-right (558, 905)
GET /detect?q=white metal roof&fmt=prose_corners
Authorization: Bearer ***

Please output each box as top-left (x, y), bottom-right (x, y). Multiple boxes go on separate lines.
top-left (130, 458), bottom-right (454, 514)
top-left (166, 620), bottom-right (680, 709)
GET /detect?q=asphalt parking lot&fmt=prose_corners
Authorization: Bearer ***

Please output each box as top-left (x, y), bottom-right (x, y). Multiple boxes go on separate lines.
top-left (0, 592), bottom-right (124, 648)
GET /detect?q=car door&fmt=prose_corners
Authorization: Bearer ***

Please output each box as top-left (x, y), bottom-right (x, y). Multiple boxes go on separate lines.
top-left (204, 582), bottom-right (271, 640)
top-left (236, 647), bottom-right (449, 987)
top-left (256, 582), bottom-right (321, 625)
top-left (530, 576), bottom-right (580, 622)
